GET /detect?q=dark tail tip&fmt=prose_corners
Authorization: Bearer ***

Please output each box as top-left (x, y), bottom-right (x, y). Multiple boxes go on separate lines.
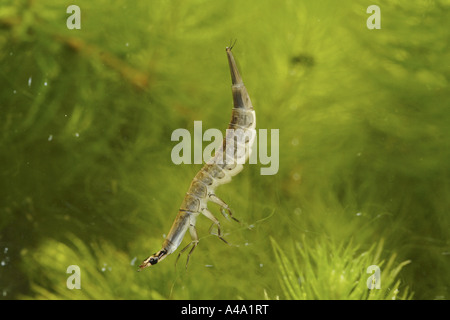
top-left (226, 39), bottom-right (237, 52)
top-left (226, 45), bottom-right (243, 85)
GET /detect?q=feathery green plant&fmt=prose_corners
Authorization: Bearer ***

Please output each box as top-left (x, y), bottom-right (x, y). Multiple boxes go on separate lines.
top-left (271, 236), bottom-right (412, 300)
top-left (20, 235), bottom-right (166, 300)
top-left (1, 0), bottom-right (448, 300)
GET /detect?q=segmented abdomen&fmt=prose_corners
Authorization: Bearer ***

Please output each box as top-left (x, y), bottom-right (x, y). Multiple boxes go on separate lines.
top-left (181, 47), bottom-right (255, 210)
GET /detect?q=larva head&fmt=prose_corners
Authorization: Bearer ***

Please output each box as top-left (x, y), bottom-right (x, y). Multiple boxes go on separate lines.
top-left (138, 249), bottom-right (168, 271)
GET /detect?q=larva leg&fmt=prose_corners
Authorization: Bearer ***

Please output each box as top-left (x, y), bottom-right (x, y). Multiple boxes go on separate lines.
top-left (208, 194), bottom-right (240, 223)
top-left (175, 221), bottom-right (199, 269)
top-left (201, 208), bottom-right (229, 245)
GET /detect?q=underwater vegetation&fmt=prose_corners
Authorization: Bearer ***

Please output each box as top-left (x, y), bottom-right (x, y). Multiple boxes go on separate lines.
top-left (0, 0), bottom-right (449, 300)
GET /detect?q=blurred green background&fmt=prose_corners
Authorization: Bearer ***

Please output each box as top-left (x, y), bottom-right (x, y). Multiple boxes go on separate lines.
top-left (1, 0), bottom-right (449, 300)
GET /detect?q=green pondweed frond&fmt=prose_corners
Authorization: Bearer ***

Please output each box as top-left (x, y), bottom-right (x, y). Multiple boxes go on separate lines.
top-left (270, 236), bottom-right (412, 300)
top-left (19, 235), bottom-right (166, 300)
top-left (263, 289), bottom-right (279, 300)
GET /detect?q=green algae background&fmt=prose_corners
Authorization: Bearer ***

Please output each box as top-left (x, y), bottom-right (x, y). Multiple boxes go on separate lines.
top-left (0, 0), bottom-right (449, 300)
